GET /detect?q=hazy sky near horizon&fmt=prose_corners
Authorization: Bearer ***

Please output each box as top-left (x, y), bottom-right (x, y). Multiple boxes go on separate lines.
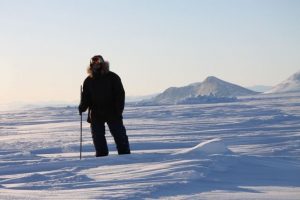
top-left (1, 0), bottom-right (300, 104)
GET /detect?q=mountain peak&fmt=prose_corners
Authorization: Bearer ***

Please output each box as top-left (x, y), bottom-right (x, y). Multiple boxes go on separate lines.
top-left (149, 76), bottom-right (257, 105)
top-left (289, 71), bottom-right (300, 81)
top-left (267, 70), bottom-right (300, 93)
top-left (204, 76), bottom-right (222, 82)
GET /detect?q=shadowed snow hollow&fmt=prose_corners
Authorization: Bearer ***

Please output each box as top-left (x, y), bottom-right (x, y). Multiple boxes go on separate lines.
top-left (173, 138), bottom-right (232, 155)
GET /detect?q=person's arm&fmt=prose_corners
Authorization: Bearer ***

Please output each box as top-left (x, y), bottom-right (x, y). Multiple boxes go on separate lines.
top-left (78, 78), bottom-right (91, 114)
top-left (113, 75), bottom-right (125, 116)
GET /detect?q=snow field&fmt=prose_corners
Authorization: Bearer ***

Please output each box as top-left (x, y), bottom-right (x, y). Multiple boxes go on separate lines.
top-left (1, 92), bottom-right (300, 199)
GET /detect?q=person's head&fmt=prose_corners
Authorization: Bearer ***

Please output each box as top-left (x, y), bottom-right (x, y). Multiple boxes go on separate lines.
top-left (87, 55), bottom-right (109, 77)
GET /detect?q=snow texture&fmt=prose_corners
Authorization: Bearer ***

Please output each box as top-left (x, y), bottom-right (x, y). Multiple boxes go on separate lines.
top-left (1, 92), bottom-right (300, 199)
top-left (173, 138), bottom-right (231, 155)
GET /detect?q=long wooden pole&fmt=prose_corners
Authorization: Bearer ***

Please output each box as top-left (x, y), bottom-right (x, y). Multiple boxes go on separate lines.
top-left (80, 85), bottom-right (83, 160)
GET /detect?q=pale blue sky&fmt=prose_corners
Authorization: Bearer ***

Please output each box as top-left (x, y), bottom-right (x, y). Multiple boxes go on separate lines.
top-left (0, 0), bottom-right (300, 104)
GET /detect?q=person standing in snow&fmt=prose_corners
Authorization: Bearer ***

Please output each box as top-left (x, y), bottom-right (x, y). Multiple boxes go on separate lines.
top-left (79, 55), bottom-right (131, 157)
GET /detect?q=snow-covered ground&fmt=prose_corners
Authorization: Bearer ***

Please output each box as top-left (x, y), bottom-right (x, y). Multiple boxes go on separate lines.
top-left (1, 92), bottom-right (300, 199)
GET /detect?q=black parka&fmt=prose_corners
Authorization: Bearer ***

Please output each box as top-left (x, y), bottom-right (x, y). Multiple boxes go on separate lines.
top-left (79, 70), bottom-right (125, 123)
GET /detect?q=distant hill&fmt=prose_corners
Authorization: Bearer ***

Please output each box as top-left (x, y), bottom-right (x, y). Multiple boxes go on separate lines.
top-left (140, 76), bottom-right (258, 105)
top-left (247, 85), bottom-right (273, 93)
top-left (266, 71), bottom-right (300, 93)
top-left (126, 94), bottom-right (158, 102)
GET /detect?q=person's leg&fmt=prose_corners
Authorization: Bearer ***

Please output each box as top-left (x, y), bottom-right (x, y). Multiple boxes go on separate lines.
top-left (107, 119), bottom-right (131, 155)
top-left (91, 121), bottom-right (109, 157)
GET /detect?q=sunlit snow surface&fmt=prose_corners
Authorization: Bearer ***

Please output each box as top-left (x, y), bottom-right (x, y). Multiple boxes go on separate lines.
top-left (1, 93), bottom-right (300, 199)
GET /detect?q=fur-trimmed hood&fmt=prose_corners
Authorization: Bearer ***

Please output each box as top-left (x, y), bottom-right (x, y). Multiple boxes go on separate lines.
top-left (87, 61), bottom-right (110, 78)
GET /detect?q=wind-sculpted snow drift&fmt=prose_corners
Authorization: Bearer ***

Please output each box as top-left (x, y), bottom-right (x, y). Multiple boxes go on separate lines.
top-left (1, 92), bottom-right (300, 199)
top-left (173, 138), bottom-right (231, 155)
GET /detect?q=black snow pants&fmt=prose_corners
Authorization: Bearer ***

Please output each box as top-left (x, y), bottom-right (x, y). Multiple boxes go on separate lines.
top-left (91, 119), bottom-right (131, 157)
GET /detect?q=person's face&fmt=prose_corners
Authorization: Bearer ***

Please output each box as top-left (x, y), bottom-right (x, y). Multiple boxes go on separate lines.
top-left (92, 60), bottom-right (101, 71)
top-left (94, 60), bottom-right (100, 64)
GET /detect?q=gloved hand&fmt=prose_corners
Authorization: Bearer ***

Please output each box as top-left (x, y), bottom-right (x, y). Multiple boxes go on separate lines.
top-left (78, 106), bottom-right (83, 116)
